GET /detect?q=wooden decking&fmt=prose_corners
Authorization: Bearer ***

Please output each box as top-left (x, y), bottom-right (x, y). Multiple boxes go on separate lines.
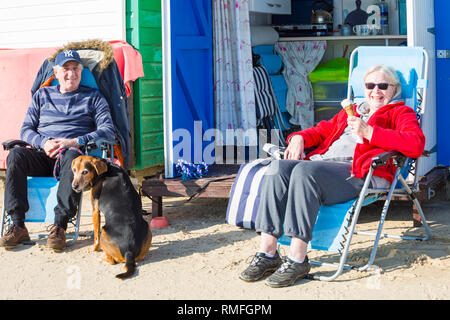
top-left (141, 164), bottom-right (240, 217)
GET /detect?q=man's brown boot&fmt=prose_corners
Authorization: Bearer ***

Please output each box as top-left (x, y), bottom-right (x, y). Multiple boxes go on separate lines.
top-left (0, 225), bottom-right (31, 248)
top-left (46, 225), bottom-right (66, 251)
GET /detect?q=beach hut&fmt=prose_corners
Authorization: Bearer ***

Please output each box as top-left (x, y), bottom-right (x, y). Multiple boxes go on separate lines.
top-left (0, 0), bottom-right (163, 173)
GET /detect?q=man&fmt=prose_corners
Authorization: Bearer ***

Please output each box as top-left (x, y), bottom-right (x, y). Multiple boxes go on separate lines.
top-left (0, 49), bottom-right (115, 251)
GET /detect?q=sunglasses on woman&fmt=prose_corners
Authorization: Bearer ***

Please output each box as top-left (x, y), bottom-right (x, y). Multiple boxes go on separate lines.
top-left (365, 82), bottom-right (394, 90)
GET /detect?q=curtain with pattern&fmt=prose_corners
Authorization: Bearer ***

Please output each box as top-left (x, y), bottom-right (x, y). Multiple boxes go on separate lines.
top-left (213, 0), bottom-right (257, 147)
top-left (275, 41), bottom-right (327, 129)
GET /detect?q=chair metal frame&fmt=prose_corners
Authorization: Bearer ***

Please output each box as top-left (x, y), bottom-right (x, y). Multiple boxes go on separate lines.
top-left (1, 138), bottom-right (115, 247)
top-left (278, 46), bottom-right (432, 281)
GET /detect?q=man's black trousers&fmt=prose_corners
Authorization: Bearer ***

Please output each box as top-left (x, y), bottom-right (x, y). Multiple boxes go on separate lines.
top-left (4, 147), bottom-right (82, 230)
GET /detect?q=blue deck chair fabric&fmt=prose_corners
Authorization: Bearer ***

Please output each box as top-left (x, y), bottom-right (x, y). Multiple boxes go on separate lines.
top-left (269, 75), bottom-right (288, 113)
top-left (25, 177), bottom-right (59, 223)
top-left (278, 196), bottom-right (379, 252)
top-left (349, 46), bottom-right (426, 109)
top-left (1, 176), bottom-right (61, 242)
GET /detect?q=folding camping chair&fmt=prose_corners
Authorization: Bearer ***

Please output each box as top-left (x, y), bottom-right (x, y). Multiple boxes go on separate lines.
top-left (276, 46), bottom-right (432, 281)
top-left (1, 138), bottom-right (114, 246)
top-left (0, 43), bottom-right (124, 247)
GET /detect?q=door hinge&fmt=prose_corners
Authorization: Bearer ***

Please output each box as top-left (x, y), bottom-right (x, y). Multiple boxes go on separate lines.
top-left (437, 50), bottom-right (450, 59)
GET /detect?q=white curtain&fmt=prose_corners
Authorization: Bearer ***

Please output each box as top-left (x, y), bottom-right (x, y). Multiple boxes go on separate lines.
top-left (213, 0), bottom-right (257, 146)
top-left (275, 41), bottom-right (326, 129)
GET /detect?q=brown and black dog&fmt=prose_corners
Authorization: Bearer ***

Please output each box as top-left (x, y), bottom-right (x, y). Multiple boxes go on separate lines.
top-left (71, 155), bottom-right (152, 279)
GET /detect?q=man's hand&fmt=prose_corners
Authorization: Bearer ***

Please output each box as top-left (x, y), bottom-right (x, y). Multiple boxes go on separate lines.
top-left (43, 138), bottom-right (79, 159)
top-left (284, 135), bottom-right (305, 160)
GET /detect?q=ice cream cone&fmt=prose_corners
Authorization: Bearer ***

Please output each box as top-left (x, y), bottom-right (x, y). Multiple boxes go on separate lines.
top-left (341, 99), bottom-right (355, 117)
top-left (343, 105), bottom-right (354, 117)
top-left (341, 99), bottom-right (362, 143)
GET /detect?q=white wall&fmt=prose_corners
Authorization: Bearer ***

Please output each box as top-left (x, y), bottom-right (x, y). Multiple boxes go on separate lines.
top-left (0, 0), bottom-right (125, 49)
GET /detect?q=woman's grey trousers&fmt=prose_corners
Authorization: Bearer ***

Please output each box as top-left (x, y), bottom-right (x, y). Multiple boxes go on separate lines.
top-left (255, 160), bottom-right (365, 243)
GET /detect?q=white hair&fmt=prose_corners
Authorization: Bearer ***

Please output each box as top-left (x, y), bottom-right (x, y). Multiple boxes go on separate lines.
top-left (364, 65), bottom-right (402, 99)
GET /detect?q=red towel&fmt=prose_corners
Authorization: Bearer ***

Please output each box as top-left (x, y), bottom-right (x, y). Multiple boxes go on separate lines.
top-left (109, 40), bottom-right (145, 96)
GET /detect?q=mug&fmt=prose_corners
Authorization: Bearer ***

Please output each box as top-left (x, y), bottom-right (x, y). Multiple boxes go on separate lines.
top-left (368, 24), bottom-right (381, 35)
top-left (353, 24), bottom-right (370, 36)
top-left (341, 24), bottom-right (351, 36)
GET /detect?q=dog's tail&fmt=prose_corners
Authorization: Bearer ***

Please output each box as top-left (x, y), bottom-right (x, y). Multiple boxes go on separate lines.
top-left (116, 252), bottom-right (136, 280)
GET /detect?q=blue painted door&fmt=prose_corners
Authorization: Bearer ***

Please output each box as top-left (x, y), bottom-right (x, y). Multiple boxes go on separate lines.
top-left (435, 0), bottom-right (450, 166)
top-left (165, 0), bottom-right (214, 178)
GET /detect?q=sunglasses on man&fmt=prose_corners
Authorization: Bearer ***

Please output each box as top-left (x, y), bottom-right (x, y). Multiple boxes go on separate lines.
top-left (365, 82), bottom-right (394, 90)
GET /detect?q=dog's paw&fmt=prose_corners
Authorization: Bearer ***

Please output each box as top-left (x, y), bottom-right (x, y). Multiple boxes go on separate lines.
top-left (89, 246), bottom-right (101, 254)
top-left (103, 254), bottom-right (117, 265)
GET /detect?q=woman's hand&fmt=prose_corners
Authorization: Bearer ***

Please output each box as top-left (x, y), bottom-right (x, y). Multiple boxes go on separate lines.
top-left (284, 135), bottom-right (305, 160)
top-left (347, 116), bottom-right (374, 141)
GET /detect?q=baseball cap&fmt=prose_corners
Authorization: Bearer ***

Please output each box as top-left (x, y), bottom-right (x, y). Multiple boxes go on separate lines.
top-left (54, 49), bottom-right (82, 66)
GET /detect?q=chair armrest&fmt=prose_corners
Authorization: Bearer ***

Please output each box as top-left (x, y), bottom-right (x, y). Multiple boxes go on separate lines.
top-left (2, 139), bottom-right (32, 151)
top-left (262, 143), bottom-right (285, 159)
top-left (371, 151), bottom-right (407, 168)
top-left (85, 138), bottom-right (116, 153)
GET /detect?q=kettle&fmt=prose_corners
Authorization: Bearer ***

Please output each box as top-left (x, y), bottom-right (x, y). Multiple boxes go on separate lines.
top-left (310, 0), bottom-right (333, 25)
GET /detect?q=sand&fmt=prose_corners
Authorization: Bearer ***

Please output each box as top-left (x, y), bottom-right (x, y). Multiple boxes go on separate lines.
top-left (0, 181), bottom-right (449, 301)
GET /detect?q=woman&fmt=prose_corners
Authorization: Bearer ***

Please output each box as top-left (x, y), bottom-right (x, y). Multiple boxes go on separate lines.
top-left (239, 65), bottom-right (425, 288)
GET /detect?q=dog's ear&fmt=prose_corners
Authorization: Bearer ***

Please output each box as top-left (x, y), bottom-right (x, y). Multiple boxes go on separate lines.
top-left (92, 158), bottom-right (107, 176)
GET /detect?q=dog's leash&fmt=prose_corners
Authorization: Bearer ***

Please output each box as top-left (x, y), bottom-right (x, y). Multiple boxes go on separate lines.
top-left (53, 147), bottom-right (83, 180)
